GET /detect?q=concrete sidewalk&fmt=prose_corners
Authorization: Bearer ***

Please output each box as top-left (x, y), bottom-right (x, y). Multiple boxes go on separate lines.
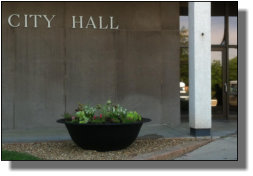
top-left (175, 134), bottom-right (237, 160)
top-left (139, 119), bottom-right (237, 139)
top-left (2, 119), bottom-right (237, 143)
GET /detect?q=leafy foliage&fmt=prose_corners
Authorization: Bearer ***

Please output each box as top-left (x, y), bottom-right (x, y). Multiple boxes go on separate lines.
top-left (75, 111), bottom-right (89, 124)
top-left (122, 111), bottom-right (142, 123)
top-left (63, 100), bottom-right (142, 124)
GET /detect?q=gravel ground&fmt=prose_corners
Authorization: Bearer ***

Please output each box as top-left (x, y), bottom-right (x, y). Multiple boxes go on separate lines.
top-left (2, 138), bottom-right (208, 160)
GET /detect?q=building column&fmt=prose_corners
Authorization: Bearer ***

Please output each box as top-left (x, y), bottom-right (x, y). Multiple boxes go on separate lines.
top-left (188, 2), bottom-right (211, 136)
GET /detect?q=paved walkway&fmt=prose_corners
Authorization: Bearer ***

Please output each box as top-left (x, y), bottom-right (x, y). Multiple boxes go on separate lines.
top-left (139, 119), bottom-right (237, 139)
top-left (2, 119), bottom-right (237, 143)
top-left (2, 119), bottom-right (237, 160)
top-left (175, 134), bottom-right (237, 160)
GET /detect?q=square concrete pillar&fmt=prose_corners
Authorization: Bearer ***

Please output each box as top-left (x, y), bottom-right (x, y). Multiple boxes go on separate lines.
top-left (188, 2), bottom-right (211, 136)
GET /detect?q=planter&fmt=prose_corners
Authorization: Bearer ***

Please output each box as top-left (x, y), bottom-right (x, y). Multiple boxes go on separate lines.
top-left (57, 118), bottom-right (151, 151)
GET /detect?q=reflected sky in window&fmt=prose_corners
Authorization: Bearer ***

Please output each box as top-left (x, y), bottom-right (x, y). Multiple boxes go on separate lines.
top-left (211, 17), bottom-right (224, 45)
top-left (180, 16), bottom-right (237, 58)
top-left (229, 17), bottom-right (237, 45)
top-left (180, 16), bottom-right (237, 45)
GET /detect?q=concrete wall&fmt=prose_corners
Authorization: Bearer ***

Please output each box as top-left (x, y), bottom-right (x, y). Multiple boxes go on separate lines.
top-left (2, 2), bottom-right (180, 130)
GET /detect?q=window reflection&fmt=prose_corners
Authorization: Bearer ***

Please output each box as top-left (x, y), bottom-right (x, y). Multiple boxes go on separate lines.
top-left (180, 16), bottom-right (189, 46)
top-left (180, 16), bottom-right (226, 46)
top-left (211, 51), bottom-right (223, 112)
top-left (180, 16), bottom-right (188, 30)
top-left (228, 48), bottom-right (237, 116)
top-left (211, 17), bottom-right (225, 45)
top-left (180, 48), bottom-right (189, 116)
top-left (229, 48), bottom-right (237, 82)
top-left (180, 48), bottom-right (189, 87)
top-left (229, 17), bottom-right (237, 45)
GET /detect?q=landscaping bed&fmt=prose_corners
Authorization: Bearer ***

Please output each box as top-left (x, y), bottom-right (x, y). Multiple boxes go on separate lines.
top-left (2, 137), bottom-right (210, 160)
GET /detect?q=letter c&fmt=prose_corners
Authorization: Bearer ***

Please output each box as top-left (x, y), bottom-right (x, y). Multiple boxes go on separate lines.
top-left (8, 14), bottom-right (20, 27)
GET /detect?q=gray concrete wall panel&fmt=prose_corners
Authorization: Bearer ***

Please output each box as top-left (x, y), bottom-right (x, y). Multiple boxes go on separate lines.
top-left (2, 2), bottom-right (180, 130)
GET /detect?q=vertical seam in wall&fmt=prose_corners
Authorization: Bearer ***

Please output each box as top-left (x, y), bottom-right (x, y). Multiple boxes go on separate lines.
top-left (159, 2), bottom-right (162, 30)
top-left (63, 2), bottom-right (67, 113)
top-left (160, 3), bottom-right (165, 123)
top-left (13, 29), bottom-right (17, 129)
top-left (114, 31), bottom-right (118, 102)
top-left (159, 2), bottom-right (163, 109)
top-left (160, 32), bottom-right (163, 122)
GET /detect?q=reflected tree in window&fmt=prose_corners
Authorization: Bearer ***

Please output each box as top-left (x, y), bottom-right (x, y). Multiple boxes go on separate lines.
top-left (180, 26), bottom-right (189, 86)
top-left (229, 56), bottom-right (237, 81)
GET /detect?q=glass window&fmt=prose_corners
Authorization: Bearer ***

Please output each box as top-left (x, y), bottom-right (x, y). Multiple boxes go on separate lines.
top-left (180, 16), bottom-right (189, 30)
top-left (211, 17), bottom-right (225, 45)
top-left (179, 3), bottom-right (238, 120)
top-left (180, 16), bottom-right (225, 46)
top-left (180, 48), bottom-right (189, 86)
top-left (180, 48), bottom-right (189, 116)
top-left (228, 48), bottom-right (237, 83)
top-left (211, 51), bottom-right (223, 98)
top-left (229, 17), bottom-right (237, 45)
top-left (228, 48), bottom-right (237, 116)
top-left (180, 16), bottom-right (189, 46)
top-left (211, 51), bottom-right (223, 115)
